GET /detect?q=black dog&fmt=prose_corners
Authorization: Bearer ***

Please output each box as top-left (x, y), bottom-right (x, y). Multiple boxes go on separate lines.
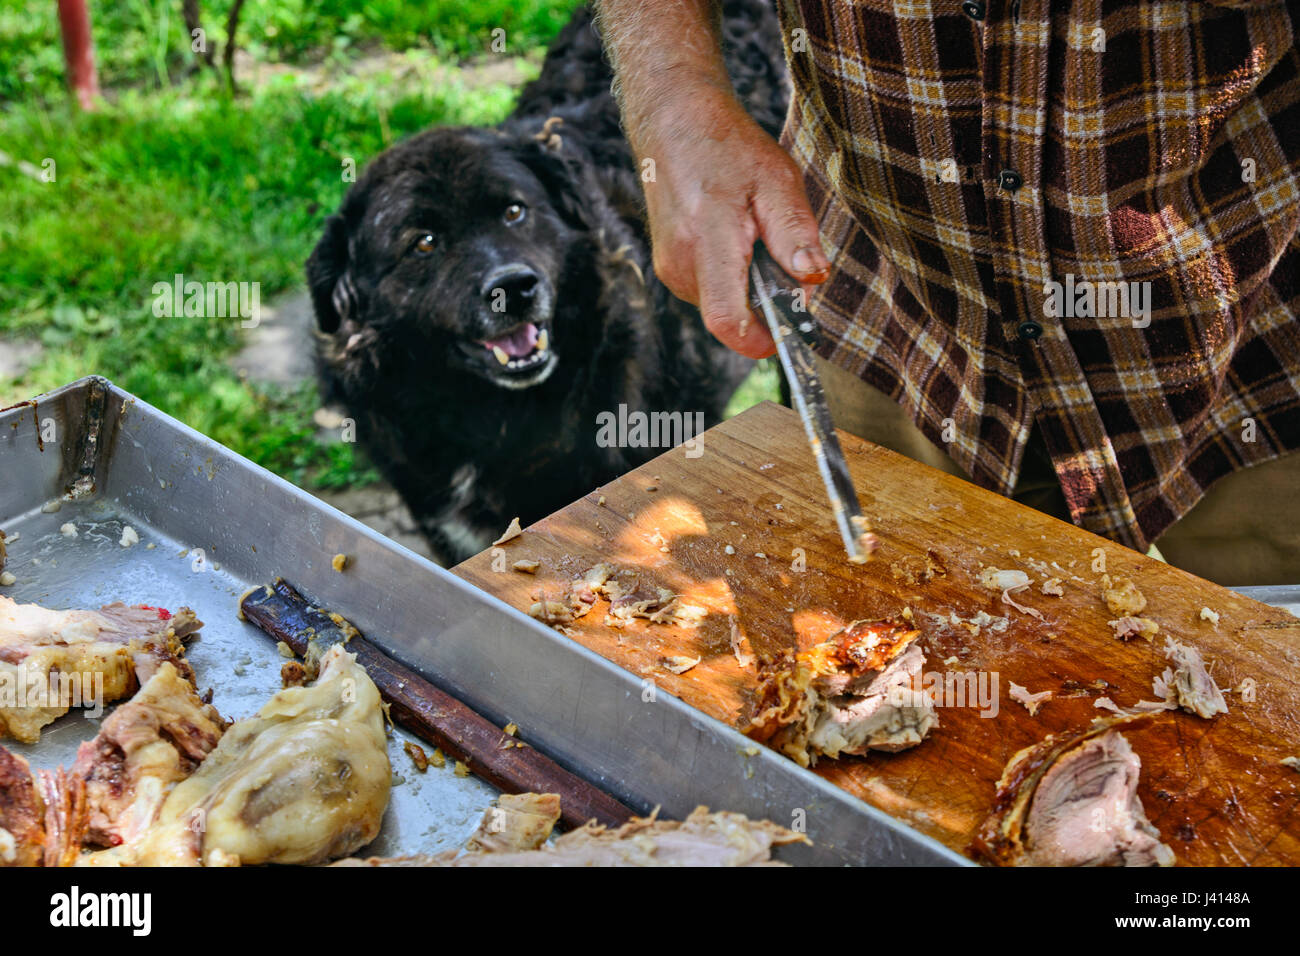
top-left (306, 1), bottom-right (789, 565)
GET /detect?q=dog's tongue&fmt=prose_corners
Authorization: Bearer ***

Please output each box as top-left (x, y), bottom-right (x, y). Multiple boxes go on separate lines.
top-left (482, 323), bottom-right (539, 358)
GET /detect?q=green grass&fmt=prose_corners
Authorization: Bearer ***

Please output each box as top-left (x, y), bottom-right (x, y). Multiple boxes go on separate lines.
top-left (0, 0), bottom-right (777, 493)
top-left (725, 360), bottom-right (782, 418)
top-left (0, 49), bottom-right (525, 486)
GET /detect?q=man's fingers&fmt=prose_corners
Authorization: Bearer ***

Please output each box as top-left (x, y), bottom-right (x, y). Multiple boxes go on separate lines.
top-left (751, 173), bottom-right (829, 284)
top-left (695, 240), bottom-right (775, 359)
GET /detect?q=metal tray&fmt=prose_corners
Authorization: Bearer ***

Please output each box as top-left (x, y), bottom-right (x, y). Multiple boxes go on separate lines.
top-left (0, 377), bottom-right (967, 865)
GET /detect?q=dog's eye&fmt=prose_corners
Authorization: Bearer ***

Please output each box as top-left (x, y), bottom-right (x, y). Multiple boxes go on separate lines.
top-left (503, 203), bottom-right (527, 225)
top-left (412, 234), bottom-right (437, 256)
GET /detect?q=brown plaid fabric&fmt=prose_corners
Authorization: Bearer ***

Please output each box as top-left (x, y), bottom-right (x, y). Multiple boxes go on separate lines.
top-left (774, 0), bottom-right (1300, 550)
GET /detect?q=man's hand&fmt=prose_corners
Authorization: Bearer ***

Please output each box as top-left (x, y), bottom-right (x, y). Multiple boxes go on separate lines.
top-left (636, 83), bottom-right (830, 358)
top-left (596, 0), bottom-right (829, 358)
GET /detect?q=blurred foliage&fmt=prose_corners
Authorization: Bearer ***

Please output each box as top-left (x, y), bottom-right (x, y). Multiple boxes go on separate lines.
top-left (0, 0), bottom-right (582, 103)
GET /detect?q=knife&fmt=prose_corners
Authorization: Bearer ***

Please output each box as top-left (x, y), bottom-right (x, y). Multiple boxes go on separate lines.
top-left (748, 243), bottom-right (876, 563)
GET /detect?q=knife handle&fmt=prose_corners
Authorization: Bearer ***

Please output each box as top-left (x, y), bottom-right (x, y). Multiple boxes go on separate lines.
top-left (749, 242), bottom-right (821, 348)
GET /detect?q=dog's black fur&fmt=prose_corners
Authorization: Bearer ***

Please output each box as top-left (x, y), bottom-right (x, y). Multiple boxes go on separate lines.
top-left (306, 1), bottom-right (789, 565)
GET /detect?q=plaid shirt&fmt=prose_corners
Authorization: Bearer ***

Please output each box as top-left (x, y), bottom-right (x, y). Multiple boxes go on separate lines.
top-left (775, 0), bottom-right (1300, 550)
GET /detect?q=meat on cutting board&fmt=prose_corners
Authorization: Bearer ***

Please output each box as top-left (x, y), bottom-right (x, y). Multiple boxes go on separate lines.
top-left (972, 717), bottom-right (1175, 867)
top-left (452, 401), bottom-right (1300, 866)
top-left (744, 617), bottom-right (938, 765)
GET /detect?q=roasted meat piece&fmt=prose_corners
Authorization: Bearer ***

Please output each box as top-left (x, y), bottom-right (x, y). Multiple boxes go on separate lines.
top-left (744, 617), bottom-right (937, 766)
top-left (972, 718), bottom-right (1175, 867)
top-left (86, 644), bottom-right (390, 867)
top-left (339, 804), bottom-right (806, 867)
top-left (0, 746), bottom-right (43, 867)
top-left (0, 596), bottom-right (201, 743)
top-left (72, 662), bottom-right (225, 848)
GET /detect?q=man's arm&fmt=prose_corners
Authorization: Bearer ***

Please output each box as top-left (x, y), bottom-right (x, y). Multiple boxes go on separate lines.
top-left (594, 0), bottom-right (829, 358)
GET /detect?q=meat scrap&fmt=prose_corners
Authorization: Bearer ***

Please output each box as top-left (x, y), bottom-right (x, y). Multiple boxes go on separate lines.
top-left (528, 563), bottom-right (610, 625)
top-left (743, 617), bottom-right (937, 767)
top-left (0, 746), bottom-right (43, 867)
top-left (463, 792), bottom-right (562, 854)
top-left (662, 655), bottom-right (700, 674)
top-left (0, 596), bottom-right (202, 743)
top-left (1153, 638), bottom-right (1228, 719)
top-left (492, 517), bottom-right (523, 545)
top-left (1100, 574), bottom-right (1147, 617)
top-left (1108, 616), bottom-right (1159, 642)
top-left (71, 662), bottom-right (225, 850)
top-left (728, 618), bottom-right (755, 668)
top-left (1093, 696), bottom-right (1174, 717)
top-left (1009, 682), bottom-right (1053, 716)
top-left (978, 568), bottom-right (1030, 591)
top-left (404, 742), bottom-right (429, 773)
top-left (338, 803), bottom-right (806, 867)
top-left (528, 563), bottom-right (705, 630)
top-left (972, 718), bottom-right (1175, 867)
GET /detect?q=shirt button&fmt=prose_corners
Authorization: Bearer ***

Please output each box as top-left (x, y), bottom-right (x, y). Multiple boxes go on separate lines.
top-left (962, 1), bottom-right (987, 20)
top-left (998, 169), bottom-right (1024, 191)
top-left (1017, 320), bottom-right (1044, 341)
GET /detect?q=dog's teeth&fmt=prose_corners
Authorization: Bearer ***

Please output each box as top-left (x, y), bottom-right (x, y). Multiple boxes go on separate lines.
top-left (492, 346), bottom-right (510, 366)
top-left (537, 329), bottom-right (549, 352)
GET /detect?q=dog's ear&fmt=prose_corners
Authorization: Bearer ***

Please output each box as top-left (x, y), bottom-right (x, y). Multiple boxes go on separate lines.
top-left (306, 213), bottom-right (362, 334)
top-left (512, 121), bottom-right (590, 231)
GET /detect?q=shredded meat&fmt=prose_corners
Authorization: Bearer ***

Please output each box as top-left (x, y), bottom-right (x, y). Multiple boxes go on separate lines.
top-left (972, 717), bottom-right (1175, 867)
top-left (1009, 682), bottom-right (1053, 716)
top-left (1093, 696), bottom-right (1175, 717)
top-left (744, 617), bottom-right (937, 766)
top-left (1108, 616), bottom-right (1159, 642)
top-left (729, 618), bottom-right (755, 668)
top-left (463, 792), bottom-right (562, 854)
top-left (529, 563), bottom-right (705, 629)
top-left (1153, 638), bottom-right (1228, 719)
top-left (339, 804), bottom-right (806, 867)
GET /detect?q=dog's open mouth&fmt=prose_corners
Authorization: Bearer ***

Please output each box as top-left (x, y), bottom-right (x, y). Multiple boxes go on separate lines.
top-left (482, 321), bottom-right (550, 371)
top-left (460, 321), bottom-right (558, 388)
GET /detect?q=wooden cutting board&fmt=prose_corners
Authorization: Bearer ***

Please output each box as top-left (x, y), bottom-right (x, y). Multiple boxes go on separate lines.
top-left (454, 401), bottom-right (1300, 865)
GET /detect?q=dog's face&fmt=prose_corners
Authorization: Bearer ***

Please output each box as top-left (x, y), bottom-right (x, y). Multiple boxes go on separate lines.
top-left (309, 126), bottom-right (590, 391)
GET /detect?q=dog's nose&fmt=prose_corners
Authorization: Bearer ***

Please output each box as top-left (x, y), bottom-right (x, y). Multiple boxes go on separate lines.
top-left (482, 266), bottom-right (539, 316)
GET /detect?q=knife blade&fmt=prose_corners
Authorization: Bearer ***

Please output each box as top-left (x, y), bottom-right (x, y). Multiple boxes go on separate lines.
top-left (748, 243), bottom-right (877, 563)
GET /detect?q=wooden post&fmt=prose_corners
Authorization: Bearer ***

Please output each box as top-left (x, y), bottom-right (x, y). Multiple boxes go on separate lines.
top-left (56, 0), bottom-right (100, 110)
